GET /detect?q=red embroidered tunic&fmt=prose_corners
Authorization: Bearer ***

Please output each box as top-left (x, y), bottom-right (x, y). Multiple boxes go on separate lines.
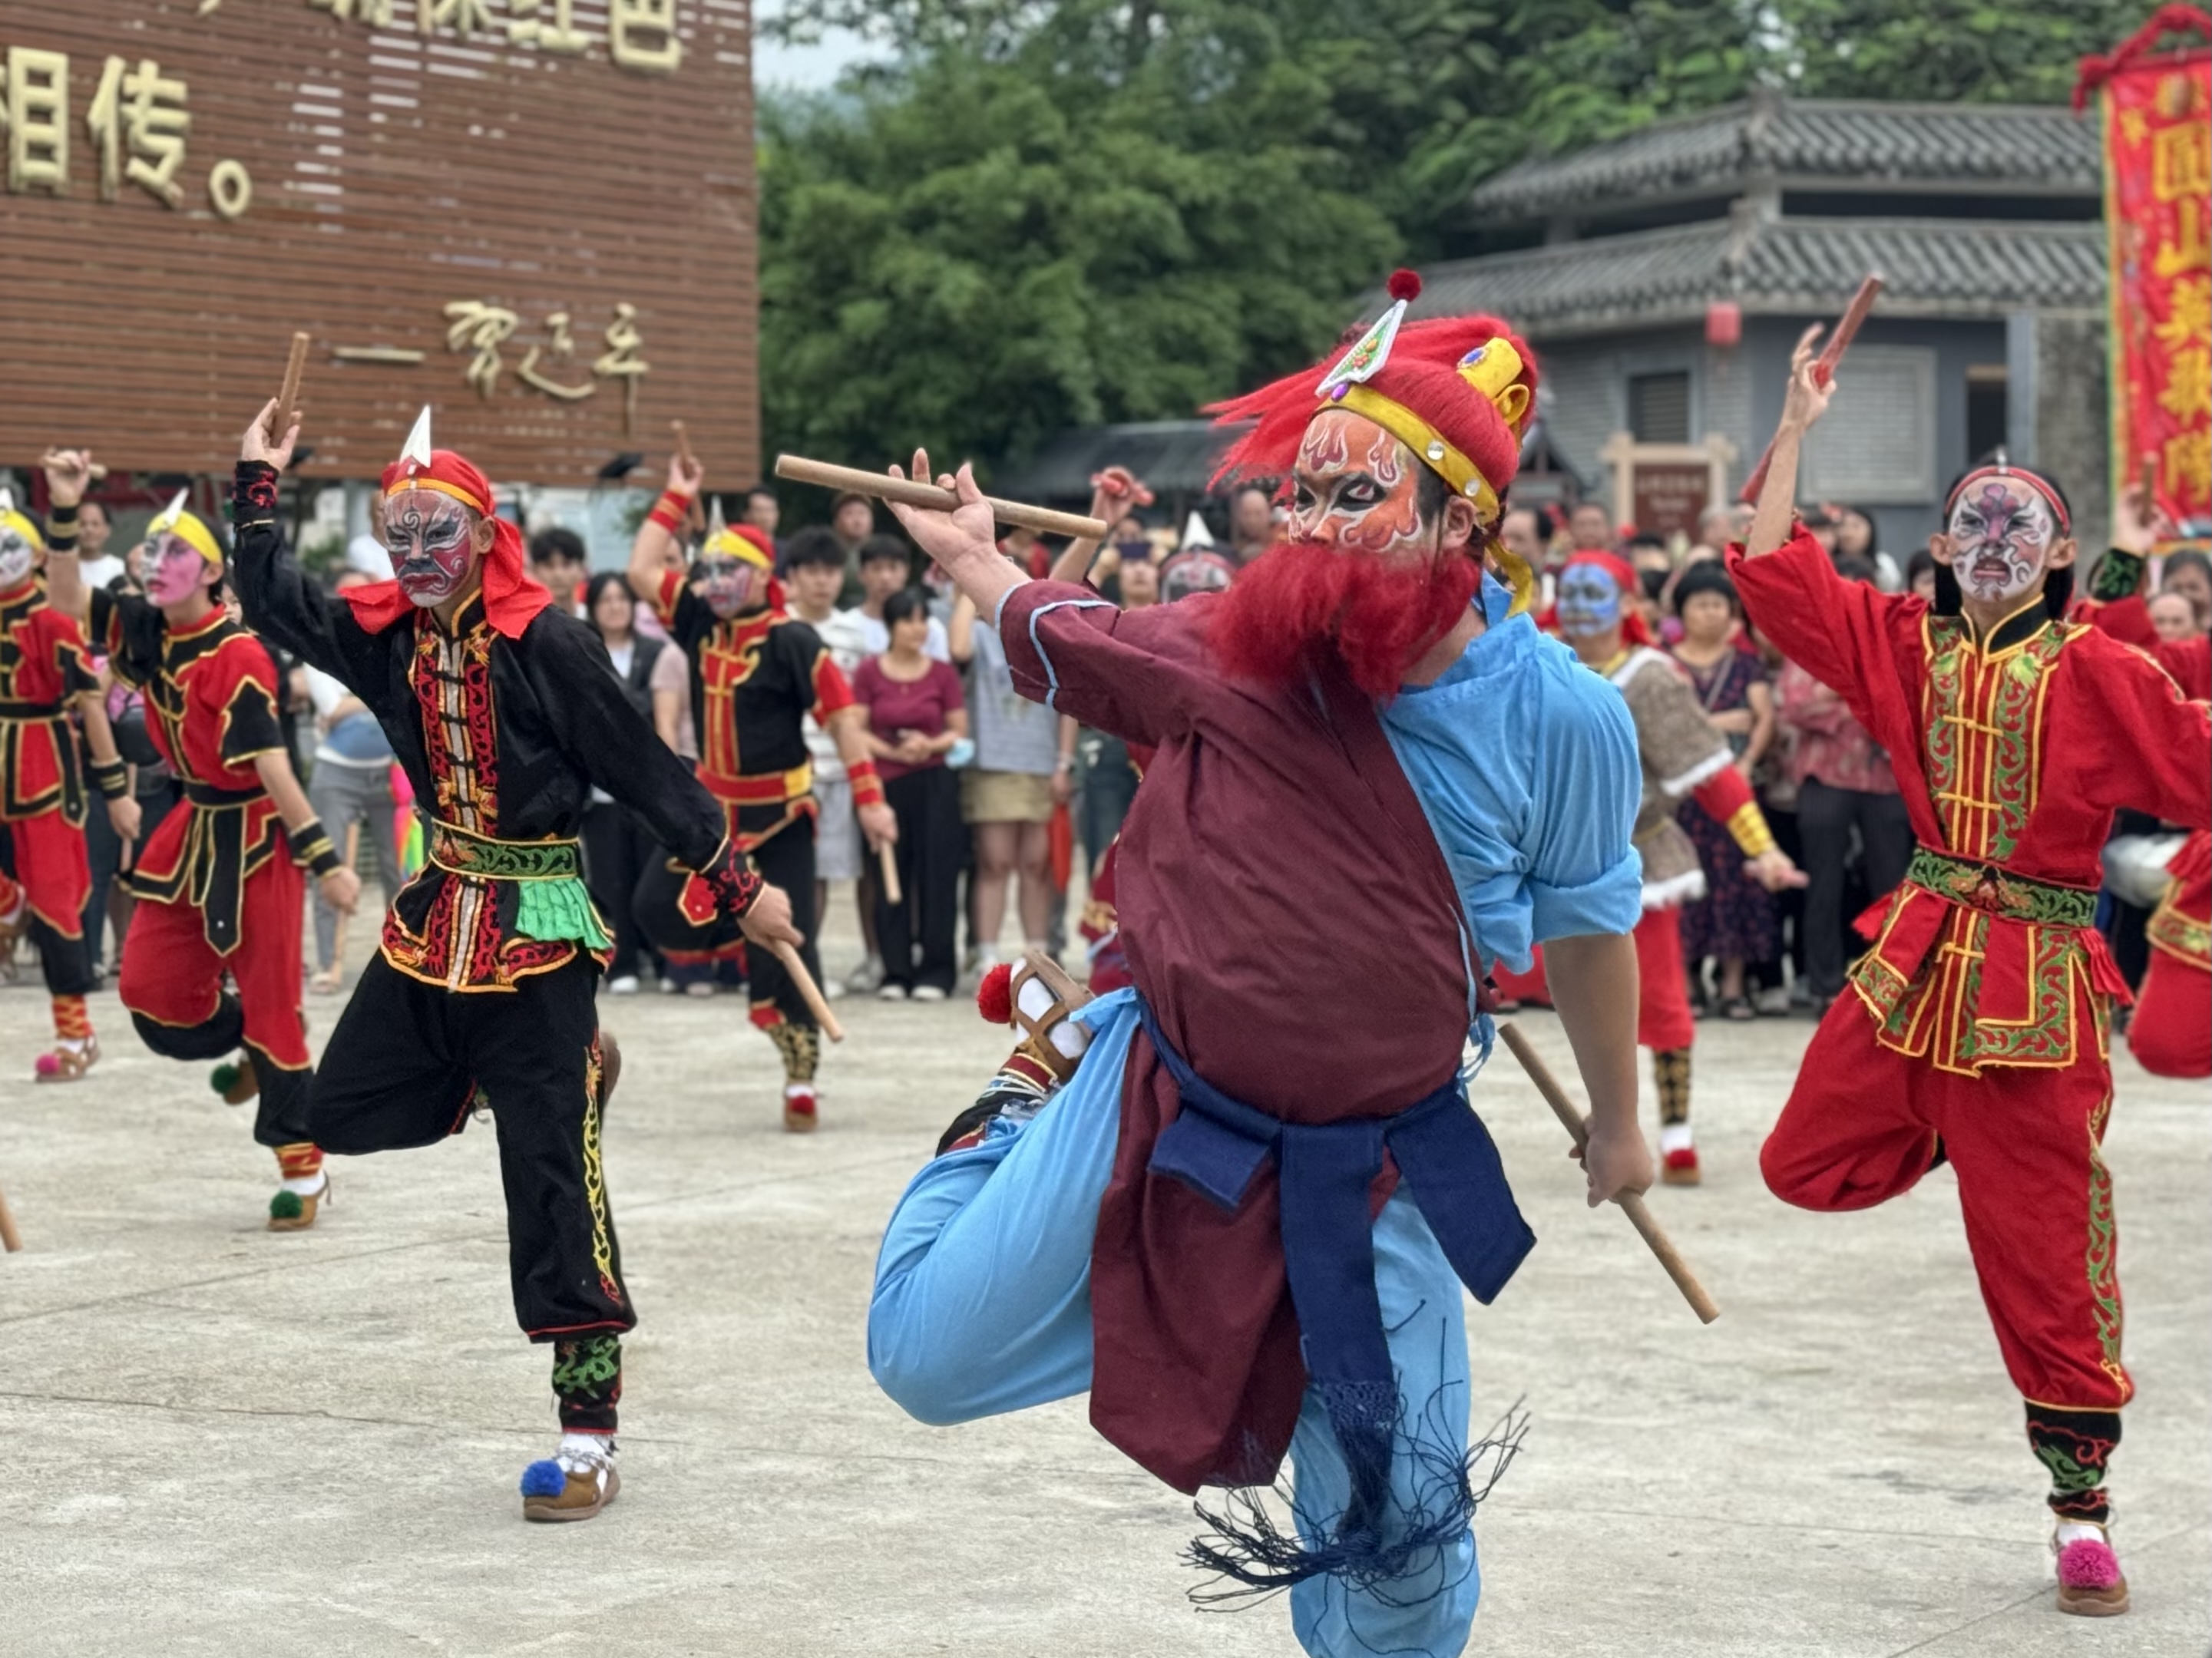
top-left (93, 593), bottom-right (287, 955)
top-left (1731, 533), bottom-right (2212, 1075)
top-left (0, 580), bottom-right (98, 826)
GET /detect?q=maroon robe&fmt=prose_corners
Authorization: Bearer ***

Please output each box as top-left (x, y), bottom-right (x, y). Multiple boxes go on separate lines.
top-left (999, 580), bottom-right (1473, 1494)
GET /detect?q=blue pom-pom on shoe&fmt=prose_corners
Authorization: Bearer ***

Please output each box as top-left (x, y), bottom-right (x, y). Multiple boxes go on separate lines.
top-left (519, 1459), bottom-right (567, 1498)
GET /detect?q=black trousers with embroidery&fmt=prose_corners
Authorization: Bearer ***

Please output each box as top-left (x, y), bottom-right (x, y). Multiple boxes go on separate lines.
top-left (306, 953), bottom-right (632, 1343)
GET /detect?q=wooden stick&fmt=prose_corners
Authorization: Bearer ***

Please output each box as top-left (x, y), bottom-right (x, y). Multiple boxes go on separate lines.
top-left (1498, 1022), bottom-right (1720, 1324)
top-left (877, 840), bottom-right (903, 907)
top-left (0, 1182), bottom-right (21, 1253)
top-left (771, 940), bottom-right (845, 1043)
top-left (775, 454), bottom-right (1108, 541)
top-left (672, 419), bottom-right (697, 473)
top-left (1738, 276), bottom-right (1883, 504)
top-left (268, 330), bottom-right (311, 443)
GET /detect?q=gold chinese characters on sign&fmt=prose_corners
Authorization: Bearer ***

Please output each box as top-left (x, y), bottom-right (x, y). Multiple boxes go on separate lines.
top-left (3, 45), bottom-right (248, 213)
top-left (309, 0), bottom-right (684, 72)
top-left (443, 301), bottom-right (653, 431)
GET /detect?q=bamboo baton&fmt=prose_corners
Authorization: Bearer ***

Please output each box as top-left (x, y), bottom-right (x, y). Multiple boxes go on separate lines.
top-left (268, 330), bottom-right (312, 444)
top-left (771, 940), bottom-right (845, 1043)
top-left (1738, 275), bottom-right (1883, 504)
top-left (0, 1181), bottom-right (21, 1253)
top-left (775, 454), bottom-right (1108, 541)
top-left (1498, 1022), bottom-right (1720, 1324)
top-left (672, 419), bottom-right (698, 472)
top-left (878, 841), bottom-right (903, 907)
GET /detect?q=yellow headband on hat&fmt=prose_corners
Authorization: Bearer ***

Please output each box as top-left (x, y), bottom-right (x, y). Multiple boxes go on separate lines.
top-left (703, 527), bottom-right (774, 573)
top-left (1, 512), bottom-right (43, 554)
top-left (148, 490), bottom-right (223, 566)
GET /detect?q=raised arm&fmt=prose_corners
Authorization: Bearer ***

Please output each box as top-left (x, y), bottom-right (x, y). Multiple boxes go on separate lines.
top-left (1744, 326), bottom-right (1838, 560)
top-left (38, 449), bottom-right (96, 619)
top-left (627, 451), bottom-right (699, 610)
top-left (1046, 467), bottom-right (1150, 586)
top-left (230, 404), bottom-right (387, 698)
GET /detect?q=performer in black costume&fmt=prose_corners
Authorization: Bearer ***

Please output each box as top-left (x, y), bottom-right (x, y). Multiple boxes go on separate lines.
top-left (230, 404), bottom-right (799, 1524)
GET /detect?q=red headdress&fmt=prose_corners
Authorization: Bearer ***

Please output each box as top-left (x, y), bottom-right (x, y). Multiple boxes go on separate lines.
top-left (1542, 549), bottom-right (1652, 646)
top-left (342, 408), bottom-right (553, 639)
top-left (1205, 270), bottom-right (1543, 612)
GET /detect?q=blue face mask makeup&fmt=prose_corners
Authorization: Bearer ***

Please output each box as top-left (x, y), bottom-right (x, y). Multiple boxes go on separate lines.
top-left (1556, 562), bottom-right (1625, 638)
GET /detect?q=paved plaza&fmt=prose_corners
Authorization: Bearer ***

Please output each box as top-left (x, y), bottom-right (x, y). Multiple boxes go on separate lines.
top-left (2, 947), bottom-right (2204, 1657)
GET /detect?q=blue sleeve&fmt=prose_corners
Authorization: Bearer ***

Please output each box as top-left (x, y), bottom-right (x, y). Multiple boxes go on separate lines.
top-left (1524, 660), bottom-right (1644, 945)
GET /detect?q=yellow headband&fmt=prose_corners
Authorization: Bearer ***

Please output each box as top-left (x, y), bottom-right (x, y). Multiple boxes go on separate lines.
top-left (384, 475), bottom-right (488, 516)
top-left (703, 528), bottom-right (774, 573)
top-left (150, 507), bottom-right (223, 566)
top-left (2, 509), bottom-right (45, 553)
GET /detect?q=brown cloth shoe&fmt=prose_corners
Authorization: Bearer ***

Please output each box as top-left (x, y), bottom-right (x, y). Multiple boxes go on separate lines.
top-left (2054, 1529), bottom-right (2129, 1617)
top-left (267, 1172), bottom-right (329, 1233)
top-left (521, 1449), bottom-right (620, 1522)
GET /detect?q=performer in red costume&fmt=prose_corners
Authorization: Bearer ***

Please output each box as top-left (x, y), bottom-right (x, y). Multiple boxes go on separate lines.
top-left (866, 280), bottom-right (1652, 1657)
top-left (2074, 494), bottom-right (2210, 1080)
top-left (1734, 331), bottom-right (2212, 1617)
top-left (0, 480), bottom-right (138, 1082)
top-left (42, 452), bottom-right (356, 1228)
top-left (230, 404), bottom-right (799, 1521)
top-left (1549, 549), bottom-right (1802, 1184)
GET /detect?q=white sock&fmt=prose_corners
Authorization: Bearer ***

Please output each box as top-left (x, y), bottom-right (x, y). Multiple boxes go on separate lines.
top-left (783, 1082), bottom-right (816, 1099)
top-left (557, 1431), bottom-right (616, 1470)
top-left (281, 1170), bottom-right (328, 1196)
top-left (56, 1035), bottom-right (88, 1055)
top-left (1658, 1121), bottom-right (1695, 1155)
top-left (976, 943), bottom-right (1001, 970)
top-left (2055, 1519), bottom-right (2109, 1547)
top-left (1015, 972), bottom-right (1092, 1061)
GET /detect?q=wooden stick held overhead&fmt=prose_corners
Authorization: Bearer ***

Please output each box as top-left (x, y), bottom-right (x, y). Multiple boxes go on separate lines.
top-left (772, 940), bottom-right (845, 1043)
top-left (775, 454), bottom-right (1109, 541)
top-left (267, 330), bottom-right (311, 443)
top-left (672, 419), bottom-right (697, 472)
top-left (1498, 1022), bottom-right (1720, 1325)
top-left (877, 841), bottom-right (903, 907)
top-left (1738, 275), bottom-right (1883, 504)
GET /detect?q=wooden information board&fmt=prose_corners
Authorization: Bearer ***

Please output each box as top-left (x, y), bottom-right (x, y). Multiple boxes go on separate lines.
top-left (0, 1), bottom-right (757, 484)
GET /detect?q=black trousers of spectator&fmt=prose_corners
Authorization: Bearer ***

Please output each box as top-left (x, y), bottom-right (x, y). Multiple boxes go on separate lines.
top-left (580, 801), bottom-right (659, 982)
top-left (308, 953), bottom-right (631, 1340)
top-left (1799, 777), bottom-right (1915, 999)
top-left (880, 765), bottom-right (964, 993)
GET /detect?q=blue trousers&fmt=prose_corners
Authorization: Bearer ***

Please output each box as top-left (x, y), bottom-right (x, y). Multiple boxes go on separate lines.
top-left (869, 990), bottom-right (1483, 1657)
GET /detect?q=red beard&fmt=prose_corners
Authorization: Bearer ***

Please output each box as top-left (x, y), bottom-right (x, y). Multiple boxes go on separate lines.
top-left (1206, 537), bottom-right (1483, 702)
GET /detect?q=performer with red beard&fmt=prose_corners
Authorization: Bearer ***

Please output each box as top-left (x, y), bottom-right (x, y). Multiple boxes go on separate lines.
top-left (864, 278), bottom-right (1650, 1656)
top-left (229, 403), bottom-right (799, 1522)
top-left (1734, 330), bottom-right (2211, 1617)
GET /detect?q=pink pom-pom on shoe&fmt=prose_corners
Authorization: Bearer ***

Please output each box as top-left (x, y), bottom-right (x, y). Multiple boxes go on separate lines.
top-left (2057, 1538), bottom-right (2122, 1590)
top-left (34, 1052), bottom-right (61, 1078)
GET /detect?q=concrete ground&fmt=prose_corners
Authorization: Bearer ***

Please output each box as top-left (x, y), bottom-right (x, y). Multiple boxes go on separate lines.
top-left (1, 932), bottom-right (2204, 1657)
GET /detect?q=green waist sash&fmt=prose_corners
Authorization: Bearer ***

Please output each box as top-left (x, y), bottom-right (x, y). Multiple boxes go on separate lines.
top-left (1906, 847), bottom-right (2098, 930)
top-left (426, 821), bottom-right (610, 949)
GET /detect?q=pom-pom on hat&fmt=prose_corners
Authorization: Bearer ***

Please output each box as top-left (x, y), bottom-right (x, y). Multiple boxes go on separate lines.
top-left (1207, 271), bottom-right (1542, 610)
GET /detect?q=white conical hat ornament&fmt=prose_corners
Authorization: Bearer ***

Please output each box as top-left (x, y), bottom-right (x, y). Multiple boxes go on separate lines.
top-left (148, 487), bottom-right (191, 535)
top-left (706, 494), bottom-right (728, 538)
top-left (1314, 269), bottom-right (1423, 398)
top-left (1180, 509), bottom-right (1215, 550)
top-left (395, 405), bottom-right (434, 482)
top-left (0, 487), bottom-right (14, 519)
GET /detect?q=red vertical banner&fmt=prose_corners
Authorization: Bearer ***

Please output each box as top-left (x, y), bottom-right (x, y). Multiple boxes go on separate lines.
top-left (2080, 6), bottom-right (2212, 534)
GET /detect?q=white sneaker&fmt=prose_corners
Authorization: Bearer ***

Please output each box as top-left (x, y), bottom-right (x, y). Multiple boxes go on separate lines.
top-left (877, 983), bottom-right (908, 1001)
top-left (911, 984), bottom-right (947, 1002)
top-left (845, 956), bottom-right (886, 995)
top-left (607, 975), bottom-right (640, 996)
top-left (974, 943), bottom-right (1002, 973)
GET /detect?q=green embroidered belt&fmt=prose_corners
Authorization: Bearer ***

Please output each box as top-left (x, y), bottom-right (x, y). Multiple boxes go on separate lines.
top-left (425, 821), bottom-right (610, 950)
top-left (1906, 847), bottom-right (2097, 930)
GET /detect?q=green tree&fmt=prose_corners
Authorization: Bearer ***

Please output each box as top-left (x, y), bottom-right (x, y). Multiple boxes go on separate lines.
top-left (1774, 1), bottom-right (2154, 104)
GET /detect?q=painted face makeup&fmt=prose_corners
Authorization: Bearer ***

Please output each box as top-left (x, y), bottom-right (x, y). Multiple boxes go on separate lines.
top-left (697, 554), bottom-right (763, 619)
top-left (0, 525), bottom-right (35, 589)
top-left (144, 532), bottom-right (210, 606)
top-left (1947, 479), bottom-right (2056, 606)
top-left (1286, 410), bottom-right (1430, 560)
top-left (1556, 562), bottom-right (1625, 638)
top-left (384, 488), bottom-right (478, 608)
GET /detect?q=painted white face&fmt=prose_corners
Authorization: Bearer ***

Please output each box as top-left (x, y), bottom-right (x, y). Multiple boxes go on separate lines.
top-left (0, 523), bottom-right (35, 588)
top-left (144, 532), bottom-right (210, 606)
top-left (1947, 478), bottom-right (2058, 606)
top-left (1556, 561), bottom-right (1626, 638)
top-left (383, 488), bottom-right (478, 608)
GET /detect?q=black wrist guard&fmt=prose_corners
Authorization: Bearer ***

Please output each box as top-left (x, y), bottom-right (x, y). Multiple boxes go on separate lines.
top-left (289, 816), bottom-right (342, 877)
top-left (46, 499), bottom-right (78, 554)
top-left (88, 756), bottom-right (129, 801)
top-left (234, 461), bottom-right (281, 529)
top-left (2088, 547), bottom-right (2144, 604)
top-left (703, 839), bottom-right (763, 921)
